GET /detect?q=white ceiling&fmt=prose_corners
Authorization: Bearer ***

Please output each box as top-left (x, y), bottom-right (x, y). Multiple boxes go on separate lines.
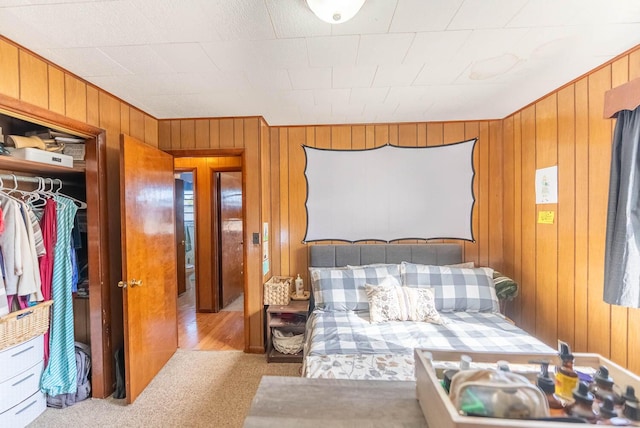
top-left (1, 0), bottom-right (640, 126)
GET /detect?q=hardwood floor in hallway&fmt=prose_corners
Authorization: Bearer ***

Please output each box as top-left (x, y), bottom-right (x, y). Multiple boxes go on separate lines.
top-left (178, 286), bottom-right (244, 350)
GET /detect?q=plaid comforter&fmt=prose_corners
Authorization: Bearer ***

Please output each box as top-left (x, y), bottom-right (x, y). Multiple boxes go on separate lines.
top-left (303, 310), bottom-right (555, 380)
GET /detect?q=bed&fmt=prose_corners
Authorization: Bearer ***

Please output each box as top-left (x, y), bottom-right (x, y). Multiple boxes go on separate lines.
top-left (302, 244), bottom-right (556, 381)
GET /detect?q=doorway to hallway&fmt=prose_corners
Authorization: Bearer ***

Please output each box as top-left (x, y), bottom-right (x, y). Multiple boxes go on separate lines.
top-left (174, 157), bottom-right (245, 350)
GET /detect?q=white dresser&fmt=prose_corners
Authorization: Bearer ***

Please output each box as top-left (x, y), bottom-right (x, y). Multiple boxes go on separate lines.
top-left (0, 335), bottom-right (47, 427)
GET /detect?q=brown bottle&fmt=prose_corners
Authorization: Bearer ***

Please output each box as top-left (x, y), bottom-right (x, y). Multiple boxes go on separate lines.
top-left (590, 365), bottom-right (622, 404)
top-left (537, 361), bottom-right (564, 409)
top-left (623, 386), bottom-right (640, 421)
top-left (599, 397), bottom-right (617, 420)
top-left (555, 343), bottom-right (578, 399)
top-left (566, 382), bottom-right (597, 423)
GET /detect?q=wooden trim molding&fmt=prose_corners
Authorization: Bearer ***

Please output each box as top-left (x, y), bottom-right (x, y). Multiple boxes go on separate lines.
top-left (0, 93), bottom-right (100, 137)
top-left (604, 77), bottom-right (640, 118)
top-left (248, 345), bottom-right (265, 354)
top-left (165, 148), bottom-right (244, 157)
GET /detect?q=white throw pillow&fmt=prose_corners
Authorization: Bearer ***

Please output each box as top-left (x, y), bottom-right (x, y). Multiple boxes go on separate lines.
top-left (365, 277), bottom-right (444, 324)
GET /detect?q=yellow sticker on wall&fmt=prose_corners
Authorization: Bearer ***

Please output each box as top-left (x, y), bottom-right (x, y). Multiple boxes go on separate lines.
top-left (538, 210), bottom-right (555, 224)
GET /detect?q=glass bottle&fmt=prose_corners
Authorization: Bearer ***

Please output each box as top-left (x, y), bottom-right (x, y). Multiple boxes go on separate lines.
top-left (295, 274), bottom-right (304, 297)
top-left (590, 365), bottom-right (622, 404)
top-left (565, 382), bottom-right (597, 423)
top-left (623, 386), bottom-right (640, 422)
top-left (555, 343), bottom-right (578, 399)
top-left (537, 362), bottom-right (564, 409)
top-left (598, 397), bottom-right (617, 421)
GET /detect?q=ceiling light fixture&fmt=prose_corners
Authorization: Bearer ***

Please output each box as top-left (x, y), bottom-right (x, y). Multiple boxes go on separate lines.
top-left (306, 0), bottom-right (366, 24)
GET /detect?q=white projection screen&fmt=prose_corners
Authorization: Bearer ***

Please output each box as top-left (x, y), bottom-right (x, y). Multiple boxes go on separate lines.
top-left (303, 139), bottom-right (476, 243)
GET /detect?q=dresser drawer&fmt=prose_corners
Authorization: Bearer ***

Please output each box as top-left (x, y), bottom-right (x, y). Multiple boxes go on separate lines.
top-left (0, 390), bottom-right (46, 428)
top-left (0, 360), bottom-right (44, 414)
top-left (0, 335), bottom-right (44, 383)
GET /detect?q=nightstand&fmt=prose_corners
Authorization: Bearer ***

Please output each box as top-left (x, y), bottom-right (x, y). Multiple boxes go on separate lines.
top-left (266, 300), bottom-right (309, 363)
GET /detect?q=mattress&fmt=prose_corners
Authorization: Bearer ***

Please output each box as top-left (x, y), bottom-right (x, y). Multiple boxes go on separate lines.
top-left (302, 310), bottom-right (555, 381)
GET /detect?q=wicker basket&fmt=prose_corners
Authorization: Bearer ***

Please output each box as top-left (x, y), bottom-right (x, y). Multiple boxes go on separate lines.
top-left (272, 329), bottom-right (304, 354)
top-left (0, 300), bottom-right (53, 351)
top-left (264, 276), bottom-right (293, 305)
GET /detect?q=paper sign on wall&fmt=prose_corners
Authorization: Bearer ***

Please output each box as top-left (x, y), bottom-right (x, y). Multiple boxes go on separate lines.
top-left (538, 211), bottom-right (555, 224)
top-left (262, 222), bottom-right (270, 275)
top-left (535, 166), bottom-right (558, 204)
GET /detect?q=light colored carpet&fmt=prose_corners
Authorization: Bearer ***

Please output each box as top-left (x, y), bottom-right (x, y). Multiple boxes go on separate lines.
top-left (29, 350), bottom-right (301, 428)
top-left (221, 294), bottom-right (244, 312)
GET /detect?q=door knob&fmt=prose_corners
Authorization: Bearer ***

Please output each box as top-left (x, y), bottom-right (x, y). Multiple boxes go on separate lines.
top-left (117, 281), bottom-right (128, 289)
top-left (130, 279), bottom-right (143, 287)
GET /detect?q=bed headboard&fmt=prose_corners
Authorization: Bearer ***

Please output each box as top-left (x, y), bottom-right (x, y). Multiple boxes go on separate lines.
top-left (308, 243), bottom-right (462, 268)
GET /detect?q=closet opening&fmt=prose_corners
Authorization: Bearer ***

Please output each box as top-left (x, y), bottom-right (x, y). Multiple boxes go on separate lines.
top-left (0, 100), bottom-right (113, 403)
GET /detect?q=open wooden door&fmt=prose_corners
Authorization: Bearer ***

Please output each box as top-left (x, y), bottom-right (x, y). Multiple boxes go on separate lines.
top-left (218, 171), bottom-right (244, 308)
top-left (175, 178), bottom-right (186, 295)
top-left (120, 134), bottom-right (177, 404)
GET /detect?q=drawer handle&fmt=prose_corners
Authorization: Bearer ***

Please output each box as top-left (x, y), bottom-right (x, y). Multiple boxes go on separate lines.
top-left (15, 398), bottom-right (37, 415)
top-left (11, 345), bottom-right (34, 357)
top-left (16, 310), bottom-right (34, 320)
top-left (12, 373), bottom-right (34, 387)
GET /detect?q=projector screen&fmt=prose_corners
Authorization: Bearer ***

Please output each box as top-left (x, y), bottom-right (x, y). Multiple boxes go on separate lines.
top-left (303, 139), bottom-right (476, 243)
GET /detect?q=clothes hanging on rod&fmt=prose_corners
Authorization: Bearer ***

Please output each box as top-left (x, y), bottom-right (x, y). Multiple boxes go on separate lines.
top-left (0, 172), bottom-right (85, 395)
top-left (0, 194), bottom-right (42, 307)
top-left (0, 174), bottom-right (52, 315)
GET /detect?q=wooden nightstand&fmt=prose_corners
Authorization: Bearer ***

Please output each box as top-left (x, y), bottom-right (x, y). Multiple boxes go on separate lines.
top-left (265, 300), bottom-right (309, 363)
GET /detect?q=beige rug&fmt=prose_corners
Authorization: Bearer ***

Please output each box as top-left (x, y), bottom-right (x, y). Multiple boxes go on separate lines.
top-left (221, 293), bottom-right (244, 312)
top-left (29, 350), bottom-right (301, 428)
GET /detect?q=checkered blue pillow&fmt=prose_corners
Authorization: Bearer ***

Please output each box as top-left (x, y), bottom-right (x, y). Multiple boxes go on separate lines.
top-left (310, 265), bottom-right (401, 312)
top-left (400, 262), bottom-right (499, 313)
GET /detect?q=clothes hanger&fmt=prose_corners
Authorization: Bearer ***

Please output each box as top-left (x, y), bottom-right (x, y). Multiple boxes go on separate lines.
top-left (53, 178), bottom-right (87, 210)
top-left (42, 178), bottom-right (57, 198)
top-left (0, 176), bottom-right (26, 204)
top-left (26, 176), bottom-right (48, 208)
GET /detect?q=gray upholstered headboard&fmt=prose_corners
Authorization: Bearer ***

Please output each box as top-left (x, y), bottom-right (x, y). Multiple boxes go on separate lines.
top-left (308, 244), bottom-right (462, 268)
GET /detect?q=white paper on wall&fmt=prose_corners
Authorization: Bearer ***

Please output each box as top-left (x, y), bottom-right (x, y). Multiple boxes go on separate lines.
top-left (303, 139), bottom-right (477, 242)
top-left (535, 165), bottom-right (558, 204)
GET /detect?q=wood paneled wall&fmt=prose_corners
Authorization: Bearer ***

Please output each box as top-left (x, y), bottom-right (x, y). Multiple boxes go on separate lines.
top-left (151, 45), bottom-right (640, 370)
top-left (502, 47), bottom-right (640, 373)
top-left (0, 37), bottom-right (158, 146)
top-left (261, 120), bottom-right (272, 280)
top-left (267, 122), bottom-right (504, 294)
top-left (159, 117), bottom-right (265, 353)
top-left (163, 118), bottom-right (533, 358)
top-left (9, 26), bottom-right (635, 370)
top-left (0, 36), bottom-right (159, 388)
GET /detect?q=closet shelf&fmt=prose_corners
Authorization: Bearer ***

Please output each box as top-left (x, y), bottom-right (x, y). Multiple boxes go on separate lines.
top-left (0, 155), bottom-right (84, 175)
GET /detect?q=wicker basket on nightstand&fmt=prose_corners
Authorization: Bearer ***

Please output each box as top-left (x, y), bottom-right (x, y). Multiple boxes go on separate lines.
top-left (263, 276), bottom-right (293, 305)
